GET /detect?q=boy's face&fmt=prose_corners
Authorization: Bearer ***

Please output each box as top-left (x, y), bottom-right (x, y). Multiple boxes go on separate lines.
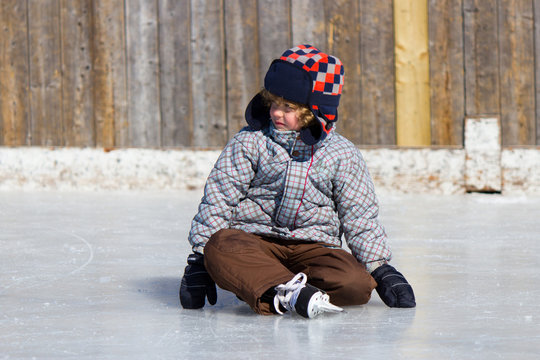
top-left (270, 102), bottom-right (302, 132)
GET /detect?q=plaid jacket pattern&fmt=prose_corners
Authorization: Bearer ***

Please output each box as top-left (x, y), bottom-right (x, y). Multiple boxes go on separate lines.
top-left (188, 124), bottom-right (392, 265)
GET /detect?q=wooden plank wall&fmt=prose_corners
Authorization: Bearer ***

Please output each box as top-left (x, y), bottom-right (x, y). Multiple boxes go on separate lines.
top-left (0, 0), bottom-right (539, 148)
top-left (1, 1), bottom-right (30, 146)
top-left (428, 0), bottom-right (464, 146)
top-left (394, 0), bottom-right (431, 146)
top-left (91, 0), bottom-right (128, 148)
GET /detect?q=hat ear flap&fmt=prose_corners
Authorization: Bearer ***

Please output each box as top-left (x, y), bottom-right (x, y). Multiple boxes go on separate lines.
top-left (317, 105), bottom-right (338, 125)
top-left (245, 93), bottom-right (270, 130)
top-left (299, 121), bottom-right (323, 145)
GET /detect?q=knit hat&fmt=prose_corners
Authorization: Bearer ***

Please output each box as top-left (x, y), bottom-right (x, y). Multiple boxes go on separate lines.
top-left (245, 45), bottom-right (344, 145)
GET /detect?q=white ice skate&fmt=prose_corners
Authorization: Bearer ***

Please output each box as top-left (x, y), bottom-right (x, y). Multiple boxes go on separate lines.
top-left (273, 272), bottom-right (343, 318)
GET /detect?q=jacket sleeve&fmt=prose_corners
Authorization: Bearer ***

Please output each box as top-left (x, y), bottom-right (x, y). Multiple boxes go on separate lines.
top-left (188, 132), bottom-right (258, 254)
top-left (333, 149), bottom-right (392, 265)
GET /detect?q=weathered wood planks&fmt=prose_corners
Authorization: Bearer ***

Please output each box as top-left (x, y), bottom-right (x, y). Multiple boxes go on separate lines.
top-left (257, 0), bottom-right (291, 82)
top-left (324, 0), bottom-right (362, 143)
top-left (91, 0), bottom-right (128, 148)
top-left (61, 0), bottom-right (94, 146)
top-left (126, 0), bottom-right (160, 147)
top-left (428, 0), bottom-right (464, 146)
top-left (190, 0), bottom-right (227, 147)
top-left (224, 0), bottom-right (260, 137)
top-left (464, 0), bottom-right (500, 117)
top-left (28, 0), bottom-right (63, 146)
top-left (159, 0), bottom-right (192, 147)
top-left (498, 0), bottom-right (535, 146)
top-left (0, 0), bottom-right (30, 146)
top-left (394, 0), bottom-right (431, 146)
top-left (1, 1), bottom-right (539, 148)
top-left (359, 0), bottom-right (396, 145)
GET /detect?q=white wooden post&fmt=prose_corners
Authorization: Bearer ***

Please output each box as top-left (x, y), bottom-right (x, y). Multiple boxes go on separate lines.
top-left (464, 118), bottom-right (502, 192)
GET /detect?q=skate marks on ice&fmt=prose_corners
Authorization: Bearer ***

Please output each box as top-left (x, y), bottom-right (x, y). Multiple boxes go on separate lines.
top-left (1, 192), bottom-right (540, 359)
top-left (1, 226), bottom-right (94, 295)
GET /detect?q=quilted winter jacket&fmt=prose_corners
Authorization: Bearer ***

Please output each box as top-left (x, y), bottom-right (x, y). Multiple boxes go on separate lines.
top-left (188, 124), bottom-right (392, 265)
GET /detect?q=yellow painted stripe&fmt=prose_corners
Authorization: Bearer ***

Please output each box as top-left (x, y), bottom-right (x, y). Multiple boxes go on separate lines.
top-left (394, 0), bottom-right (431, 146)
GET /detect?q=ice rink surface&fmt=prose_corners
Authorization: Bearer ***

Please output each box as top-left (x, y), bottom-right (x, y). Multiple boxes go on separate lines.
top-left (1, 190), bottom-right (539, 359)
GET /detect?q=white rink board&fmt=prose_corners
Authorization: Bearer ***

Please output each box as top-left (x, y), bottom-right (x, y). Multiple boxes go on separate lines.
top-left (1, 144), bottom-right (539, 194)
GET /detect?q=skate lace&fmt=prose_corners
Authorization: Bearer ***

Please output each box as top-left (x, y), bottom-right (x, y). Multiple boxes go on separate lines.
top-left (273, 273), bottom-right (307, 315)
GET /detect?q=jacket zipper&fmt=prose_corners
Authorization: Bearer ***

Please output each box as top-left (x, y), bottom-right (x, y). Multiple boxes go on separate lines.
top-left (274, 137), bottom-right (297, 226)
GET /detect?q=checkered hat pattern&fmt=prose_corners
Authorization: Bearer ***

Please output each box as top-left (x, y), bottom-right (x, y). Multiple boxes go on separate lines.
top-left (280, 45), bottom-right (344, 99)
top-left (279, 45), bottom-right (344, 138)
top-left (245, 44), bottom-right (345, 145)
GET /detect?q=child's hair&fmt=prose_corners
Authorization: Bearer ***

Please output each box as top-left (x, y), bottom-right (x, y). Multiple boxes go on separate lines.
top-left (259, 89), bottom-right (316, 129)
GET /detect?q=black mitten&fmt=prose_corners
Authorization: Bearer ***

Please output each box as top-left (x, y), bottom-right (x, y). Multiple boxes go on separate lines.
top-left (179, 253), bottom-right (217, 309)
top-left (371, 264), bottom-right (416, 308)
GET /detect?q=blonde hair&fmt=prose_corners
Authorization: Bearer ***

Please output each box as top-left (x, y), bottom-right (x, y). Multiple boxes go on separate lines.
top-left (259, 89), bottom-right (316, 128)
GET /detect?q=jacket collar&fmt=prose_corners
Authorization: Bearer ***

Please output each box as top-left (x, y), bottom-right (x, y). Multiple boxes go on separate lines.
top-left (266, 123), bottom-right (333, 159)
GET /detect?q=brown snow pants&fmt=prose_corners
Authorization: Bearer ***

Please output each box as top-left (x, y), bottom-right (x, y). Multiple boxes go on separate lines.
top-left (204, 229), bottom-right (377, 315)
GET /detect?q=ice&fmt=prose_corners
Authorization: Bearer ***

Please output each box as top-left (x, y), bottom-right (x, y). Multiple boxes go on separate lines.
top-left (1, 190), bottom-right (540, 359)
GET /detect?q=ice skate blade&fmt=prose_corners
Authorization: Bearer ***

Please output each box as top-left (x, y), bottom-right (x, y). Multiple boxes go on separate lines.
top-left (307, 294), bottom-right (344, 318)
top-left (316, 302), bottom-right (343, 313)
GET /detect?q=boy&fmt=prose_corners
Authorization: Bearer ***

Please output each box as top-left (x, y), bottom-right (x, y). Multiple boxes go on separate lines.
top-left (180, 45), bottom-right (415, 318)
